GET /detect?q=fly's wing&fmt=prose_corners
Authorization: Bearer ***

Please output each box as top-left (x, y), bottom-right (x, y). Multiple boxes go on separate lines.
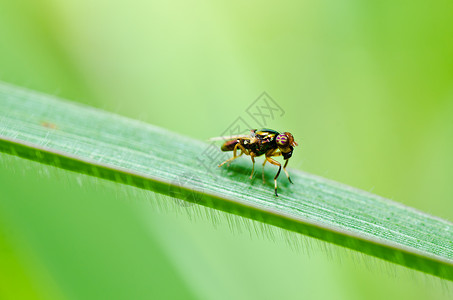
top-left (208, 134), bottom-right (251, 141)
top-left (209, 130), bottom-right (256, 151)
top-left (218, 137), bottom-right (258, 151)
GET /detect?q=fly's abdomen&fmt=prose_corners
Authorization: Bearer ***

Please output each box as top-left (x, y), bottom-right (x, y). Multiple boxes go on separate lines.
top-left (221, 139), bottom-right (239, 151)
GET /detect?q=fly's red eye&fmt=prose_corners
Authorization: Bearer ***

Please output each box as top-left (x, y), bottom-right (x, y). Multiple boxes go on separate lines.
top-left (276, 134), bottom-right (288, 146)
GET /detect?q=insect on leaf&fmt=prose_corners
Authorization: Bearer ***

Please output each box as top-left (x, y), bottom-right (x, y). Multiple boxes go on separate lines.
top-left (0, 82), bottom-right (452, 281)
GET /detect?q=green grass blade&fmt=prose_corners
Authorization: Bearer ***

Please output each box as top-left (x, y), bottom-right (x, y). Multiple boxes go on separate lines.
top-left (0, 81), bottom-right (452, 281)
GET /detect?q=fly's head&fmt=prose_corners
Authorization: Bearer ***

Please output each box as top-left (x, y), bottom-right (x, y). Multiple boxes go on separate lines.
top-left (276, 132), bottom-right (298, 159)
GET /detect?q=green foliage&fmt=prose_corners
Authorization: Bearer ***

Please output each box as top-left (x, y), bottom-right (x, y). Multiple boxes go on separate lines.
top-left (1, 82), bottom-right (452, 282)
top-left (1, 0), bottom-right (453, 299)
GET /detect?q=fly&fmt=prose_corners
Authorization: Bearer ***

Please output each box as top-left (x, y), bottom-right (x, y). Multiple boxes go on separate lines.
top-left (211, 129), bottom-right (298, 196)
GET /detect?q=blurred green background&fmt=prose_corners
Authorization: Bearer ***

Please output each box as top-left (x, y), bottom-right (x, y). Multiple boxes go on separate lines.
top-left (0, 0), bottom-right (452, 299)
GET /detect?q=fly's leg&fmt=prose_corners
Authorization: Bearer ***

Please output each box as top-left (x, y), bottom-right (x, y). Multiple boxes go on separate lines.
top-left (218, 143), bottom-right (243, 167)
top-left (237, 144), bottom-right (250, 156)
top-left (283, 159), bottom-right (293, 184)
top-left (235, 145), bottom-right (254, 178)
top-left (249, 153), bottom-right (255, 179)
top-left (265, 156), bottom-right (282, 197)
top-left (228, 142), bottom-right (243, 167)
top-left (267, 150), bottom-right (293, 184)
top-left (218, 143), bottom-right (250, 167)
top-left (262, 149), bottom-right (279, 185)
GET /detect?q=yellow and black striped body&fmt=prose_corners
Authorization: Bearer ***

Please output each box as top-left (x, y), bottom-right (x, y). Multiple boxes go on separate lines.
top-left (215, 128), bottom-right (298, 196)
top-left (221, 129), bottom-right (278, 157)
